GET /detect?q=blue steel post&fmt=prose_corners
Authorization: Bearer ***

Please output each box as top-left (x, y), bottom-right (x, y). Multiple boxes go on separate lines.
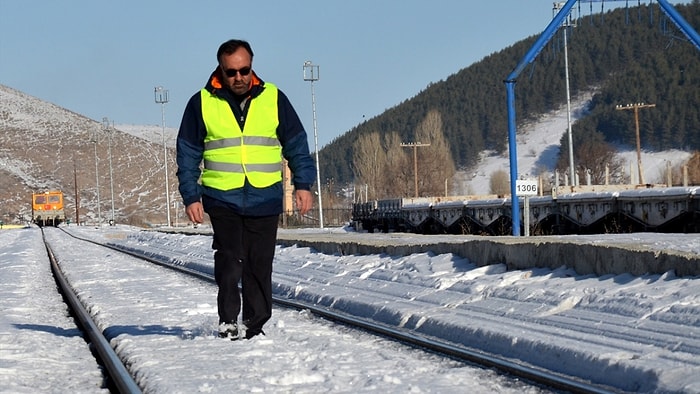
top-left (505, 82), bottom-right (520, 236)
top-left (657, 0), bottom-right (700, 50)
top-left (503, 0), bottom-right (577, 235)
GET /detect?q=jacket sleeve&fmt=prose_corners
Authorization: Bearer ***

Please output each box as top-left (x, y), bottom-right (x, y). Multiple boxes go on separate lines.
top-left (176, 92), bottom-right (206, 206)
top-left (277, 90), bottom-right (317, 191)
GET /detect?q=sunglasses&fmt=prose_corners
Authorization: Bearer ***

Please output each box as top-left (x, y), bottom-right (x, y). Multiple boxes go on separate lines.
top-left (223, 66), bottom-right (252, 78)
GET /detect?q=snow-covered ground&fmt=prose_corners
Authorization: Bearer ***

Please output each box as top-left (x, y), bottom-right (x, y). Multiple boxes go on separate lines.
top-left (1, 226), bottom-right (546, 393)
top-left (0, 228), bottom-right (108, 393)
top-left (1, 225), bottom-right (699, 393)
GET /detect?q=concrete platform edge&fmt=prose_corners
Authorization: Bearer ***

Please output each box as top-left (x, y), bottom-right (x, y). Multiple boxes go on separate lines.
top-left (276, 236), bottom-right (699, 278)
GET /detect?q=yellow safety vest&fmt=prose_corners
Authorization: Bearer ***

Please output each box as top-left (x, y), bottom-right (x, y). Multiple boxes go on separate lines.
top-left (200, 84), bottom-right (282, 190)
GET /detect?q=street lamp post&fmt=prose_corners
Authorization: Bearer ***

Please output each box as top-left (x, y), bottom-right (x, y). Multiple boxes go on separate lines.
top-left (554, 2), bottom-right (576, 186)
top-left (103, 117), bottom-right (115, 225)
top-left (303, 61), bottom-right (323, 229)
top-left (154, 86), bottom-right (171, 227)
top-left (91, 128), bottom-right (101, 226)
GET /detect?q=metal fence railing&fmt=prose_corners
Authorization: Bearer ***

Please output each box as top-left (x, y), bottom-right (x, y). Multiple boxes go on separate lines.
top-left (279, 208), bottom-right (352, 229)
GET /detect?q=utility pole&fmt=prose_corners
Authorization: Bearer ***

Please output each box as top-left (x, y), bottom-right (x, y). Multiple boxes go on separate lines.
top-left (91, 128), bottom-right (101, 226)
top-left (73, 160), bottom-right (80, 225)
top-left (615, 102), bottom-right (655, 185)
top-left (103, 117), bottom-right (115, 225)
top-left (401, 142), bottom-right (431, 198)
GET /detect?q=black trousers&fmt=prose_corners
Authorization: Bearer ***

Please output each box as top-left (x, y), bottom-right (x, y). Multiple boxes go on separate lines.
top-left (208, 206), bottom-right (278, 337)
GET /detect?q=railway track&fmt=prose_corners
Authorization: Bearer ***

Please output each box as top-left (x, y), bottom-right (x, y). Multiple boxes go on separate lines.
top-left (41, 227), bottom-right (620, 393)
top-left (42, 229), bottom-right (140, 394)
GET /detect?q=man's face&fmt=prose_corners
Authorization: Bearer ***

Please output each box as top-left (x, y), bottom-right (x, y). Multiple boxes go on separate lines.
top-left (219, 47), bottom-right (253, 95)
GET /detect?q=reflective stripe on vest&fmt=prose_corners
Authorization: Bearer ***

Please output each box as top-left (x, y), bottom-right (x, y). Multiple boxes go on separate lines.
top-left (200, 84), bottom-right (282, 190)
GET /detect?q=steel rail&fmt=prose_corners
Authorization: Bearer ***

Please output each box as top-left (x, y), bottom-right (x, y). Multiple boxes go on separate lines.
top-left (41, 229), bottom-right (142, 394)
top-left (274, 298), bottom-right (618, 394)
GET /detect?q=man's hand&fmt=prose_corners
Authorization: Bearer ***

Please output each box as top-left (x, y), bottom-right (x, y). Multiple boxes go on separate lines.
top-left (185, 201), bottom-right (204, 224)
top-left (295, 189), bottom-right (313, 216)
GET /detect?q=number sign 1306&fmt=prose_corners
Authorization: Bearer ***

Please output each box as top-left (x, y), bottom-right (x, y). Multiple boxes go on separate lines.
top-left (515, 179), bottom-right (538, 196)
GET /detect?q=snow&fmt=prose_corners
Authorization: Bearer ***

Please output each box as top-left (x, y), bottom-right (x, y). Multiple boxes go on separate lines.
top-left (0, 228), bottom-right (108, 393)
top-left (1, 225), bottom-right (699, 393)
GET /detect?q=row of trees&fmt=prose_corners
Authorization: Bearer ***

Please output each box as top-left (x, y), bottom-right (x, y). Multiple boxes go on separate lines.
top-left (352, 110), bottom-right (456, 199)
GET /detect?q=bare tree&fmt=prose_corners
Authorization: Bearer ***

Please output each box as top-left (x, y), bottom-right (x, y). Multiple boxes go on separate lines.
top-left (383, 132), bottom-right (412, 198)
top-left (352, 131), bottom-right (386, 200)
top-left (414, 110), bottom-right (456, 197)
top-left (558, 131), bottom-right (624, 185)
top-left (352, 110), bottom-right (456, 199)
top-left (575, 139), bottom-right (624, 185)
top-left (686, 151), bottom-right (700, 185)
top-left (489, 169), bottom-right (510, 196)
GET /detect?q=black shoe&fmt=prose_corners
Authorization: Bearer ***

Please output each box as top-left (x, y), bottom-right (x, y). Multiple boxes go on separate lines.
top-left (218, 323), bottom-right (239, 340)
top-left (244, 327), bottom-right (265, 340)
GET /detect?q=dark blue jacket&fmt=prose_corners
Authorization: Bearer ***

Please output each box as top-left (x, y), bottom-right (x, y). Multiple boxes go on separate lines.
top-left (176, 69), bottom-right (316, 216)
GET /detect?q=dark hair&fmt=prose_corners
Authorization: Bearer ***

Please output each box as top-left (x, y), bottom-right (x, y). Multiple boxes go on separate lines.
top-left (217, 39), bottom-right (254, 62)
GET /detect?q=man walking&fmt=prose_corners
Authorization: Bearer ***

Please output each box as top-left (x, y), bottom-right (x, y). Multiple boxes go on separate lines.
top-left (176, 39), bottom-right (315, 340)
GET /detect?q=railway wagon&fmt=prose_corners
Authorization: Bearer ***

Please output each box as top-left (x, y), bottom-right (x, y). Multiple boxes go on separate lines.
top-left (32, 191), bottom-right (65, 227)
top-left (351, 186), bottom-right (700, 235)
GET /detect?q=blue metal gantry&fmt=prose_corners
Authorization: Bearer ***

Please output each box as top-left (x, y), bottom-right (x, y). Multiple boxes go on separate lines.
top-left (503, 0), bottom-right (700, 235)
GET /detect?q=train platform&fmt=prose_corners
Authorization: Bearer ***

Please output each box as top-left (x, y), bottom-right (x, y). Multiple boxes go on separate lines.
top-left (274, 228), bottom-right (700, 278)
top-left (160, 225), bottom-right (700, 277)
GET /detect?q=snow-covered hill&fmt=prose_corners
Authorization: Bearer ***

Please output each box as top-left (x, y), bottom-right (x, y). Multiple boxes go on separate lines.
top-left (461, 91), bottom-right (692, 195)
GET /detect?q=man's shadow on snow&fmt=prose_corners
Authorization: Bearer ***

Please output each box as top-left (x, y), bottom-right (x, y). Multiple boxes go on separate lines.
top-left (13, 323), bottom-right (206, 340)
top-left (13, 323), bottom-right (83, 338)
top-left (103, 324), bottom-right (206, 340)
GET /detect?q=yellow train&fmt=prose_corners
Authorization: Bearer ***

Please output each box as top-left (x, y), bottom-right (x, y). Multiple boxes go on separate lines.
top-left (32, 191), bottom-right (65, 227)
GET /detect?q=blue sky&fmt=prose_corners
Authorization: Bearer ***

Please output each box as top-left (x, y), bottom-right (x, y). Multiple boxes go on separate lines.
top-left (0, 0), bottom-right (691, 149)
